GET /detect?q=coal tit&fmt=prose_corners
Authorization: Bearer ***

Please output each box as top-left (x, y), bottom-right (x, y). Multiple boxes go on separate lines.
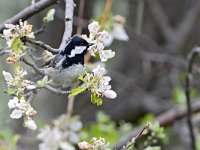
top-left (43, 35), bottom-right (94, 87)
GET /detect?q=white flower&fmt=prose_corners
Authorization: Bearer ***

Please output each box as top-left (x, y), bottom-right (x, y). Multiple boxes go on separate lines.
top-left (25, 119), bottom-right (37, 130)
top-left (104, 90), bottom-right (117, 99)
top-left (3, 29), bottom-right (12, 41)
top-left (93, 65), bottom-right (106, 77)
top-left (69, 121), bottom-right (82, 132)
top-left (17, 98), bottom-right (26, 109)
top-left (26, 84), bottom-right (36, 90)
top-left (98, 30), bottom-right (109, 41)
top-left (96, 42), bottom-right (104, 51)
top-left (10, 109), bottom-right (23, 119)
top-left (99, 50), bottom-right (115, 62)
top-left (5, 24), bottom-right (15, 30)
top-left (112, 23), bottom-right (129, 41)
top-left (37, 126), bottom-right (50, 139)
top-left (88, 21), bottom-right (100, 35)
top-left (2, 71), bottom-right (13, 82)
top-left (8, 97), bottom-right (19, 109)
top-left (59, 142), bottom-right (75, 150)
top-left (68, 131), bottom-right (80, 143)
top-left (78, 141), bottom-right (91, 149)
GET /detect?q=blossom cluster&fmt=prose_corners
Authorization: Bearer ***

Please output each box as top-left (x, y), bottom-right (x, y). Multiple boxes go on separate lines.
top-left (3, 67), bottom-right (37, 130)
top-left (37, 115), bottom-right (82, 150)
top-left (78, 137), bottom-right (111, 150)
top-left (3, 20), bottom-right (34, 63)
top-left (82, 65), bottom-right (117, 100)
top-left (82, 21), bottom-right (115, 62)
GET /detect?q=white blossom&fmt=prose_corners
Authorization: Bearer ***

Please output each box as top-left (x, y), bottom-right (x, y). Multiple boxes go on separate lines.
top-left (8, 97), bottom-right (19, 109)
top-left (78, 141), bottom-right (91, 149)
top-left (25, 119), bottom-right (37, 130)
top-left (59, 142), bottom-right (75, 150)
top-left (2, 71), bottom-right (13, 82)
top-left (5, 24), bottom-right (15, 29)
top-left (26, 84), bottom-right (36, 90)
top-left (99, 50), bottom-right (115, 62)
top-left (88, 21), bottom-right (101, 35)
top-left (93, 65), bottom-right (106, 77)
top-left (10, 109), bottom-right (23, 119)
top-left (69, 120), bottom-right (82, 132)
top-left (98, 30), bottom-right (109, 41)
top-left (104, 90), bottom-right (117, 99)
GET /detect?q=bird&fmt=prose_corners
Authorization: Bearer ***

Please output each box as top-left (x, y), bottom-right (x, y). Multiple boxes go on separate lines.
top-left (42, 35), bottom-right (94, 88)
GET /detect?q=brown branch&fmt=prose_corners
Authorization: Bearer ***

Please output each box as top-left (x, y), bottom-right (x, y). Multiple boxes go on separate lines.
top-left (0, 0), bottom-right (58, 32)
top-left (100, 0), bottom-right (113, 28)
top-left (76, 0), bottom-right (85, 34)
top-left (114, 99), bottom-right (200, 149)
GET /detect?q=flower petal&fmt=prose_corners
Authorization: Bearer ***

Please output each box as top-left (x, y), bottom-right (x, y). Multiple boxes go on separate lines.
top-left (10, 109), bottom-right (23, 119)
top-left (104, 90), bottom-right (117, 99)
top-left (25, 119), bottom-right (37, 130)
top-left (2, 71), bottom-right (13, 82)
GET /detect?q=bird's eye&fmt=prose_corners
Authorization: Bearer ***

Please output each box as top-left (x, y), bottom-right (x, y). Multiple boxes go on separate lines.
top-left (80, 43), bottom-right (84, 46)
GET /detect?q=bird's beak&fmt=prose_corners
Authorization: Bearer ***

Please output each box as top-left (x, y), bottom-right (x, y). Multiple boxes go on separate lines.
top-left (88, 43), bottom-right (95, 47)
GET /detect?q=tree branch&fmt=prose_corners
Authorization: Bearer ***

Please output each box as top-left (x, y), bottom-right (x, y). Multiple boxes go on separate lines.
top-left (184, 47), bottom-right (200, 150)
top-left (20, 57), bottom-right (45, 75)
top-left (24, 37), bottom-right (58, 53)
top-left (0, 0), bottom-right (58, 32)
top-left (59, 0), bottom-right (75, 51)
top-left (44, 85), bottom-right (70, 95)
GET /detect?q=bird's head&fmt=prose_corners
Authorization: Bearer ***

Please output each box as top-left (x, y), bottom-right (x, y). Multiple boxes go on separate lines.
top-left (70, 36), bottom-right (94, 47)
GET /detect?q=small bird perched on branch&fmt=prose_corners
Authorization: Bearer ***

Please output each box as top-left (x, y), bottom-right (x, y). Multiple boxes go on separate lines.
top-left (43, 35), bottom-right (94, 88)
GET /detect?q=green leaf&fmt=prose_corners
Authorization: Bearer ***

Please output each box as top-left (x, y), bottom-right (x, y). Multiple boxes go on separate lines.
top-left (97, 111), bottom-right (110, 123)
top-left (11, 38), bottom-right (23, 54)
top-left (91, 93), bottom-right (102, 106)
top-left (10, 135), bottom-right (20, 150)
top-left (145, 146), bottom-right (161, 150)
top-left (78, 75), bottom-right (87, 83)
top-left (172, 87), bottom-right (186, 105)
top-left (69, 86), bottom-right (87, 97)
top-left (36, 76), bottom-right (52, 88)
top-left (43, 8), bottom-right (56, 24)
top-left (6, 88), bottom-right (17, 95)
top-left (139, 113), bottom-right (154, 124)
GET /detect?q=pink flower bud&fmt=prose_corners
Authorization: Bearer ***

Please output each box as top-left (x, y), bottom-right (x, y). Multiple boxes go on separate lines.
top-left (104, 90), bottom-right (117, 99)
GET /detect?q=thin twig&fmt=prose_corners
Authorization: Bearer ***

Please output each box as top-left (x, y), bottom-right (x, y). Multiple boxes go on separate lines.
top-left (185, 47), bottom-right (200, 150)
top-left (0, 0), bottom-right (58, 32)
top-left (44, 85), bottom-right (70, 95)
top-left (20, 57), bottom-right (45, 75)
top-left (34, 24), bottom-right (47, 35)
top-left (27, 49), bottom-right (43, 61)
top-left (122, 124), bottom-right (149, 150)
top-left (114, 99), bottom-right (200, 149)
top-left (24, 37), bottom-right (58, 53)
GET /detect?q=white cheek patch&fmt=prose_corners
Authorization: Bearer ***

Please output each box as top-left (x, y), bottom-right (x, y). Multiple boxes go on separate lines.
top-left (68, 46), bottom-right (87, 58)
